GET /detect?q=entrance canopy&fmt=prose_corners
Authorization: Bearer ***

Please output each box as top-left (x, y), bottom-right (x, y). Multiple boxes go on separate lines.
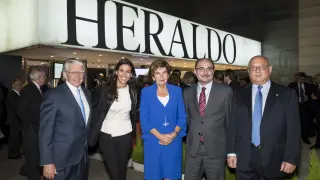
top-left (0, 0), bottom-right (261, 66)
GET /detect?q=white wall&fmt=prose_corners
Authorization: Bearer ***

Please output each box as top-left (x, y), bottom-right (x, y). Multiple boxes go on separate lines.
top-left (0, 0), bottom-right (40, 52)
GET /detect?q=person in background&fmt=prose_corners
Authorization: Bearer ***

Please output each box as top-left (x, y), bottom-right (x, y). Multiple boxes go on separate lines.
top-left (6, 78), bottom-right (23, 159)
top-left (227, 55), bottom-right (301, 180)
top-left (213, 70), bottom-right (224, 84)
top-left (18, 68), bottom-right (46, 180)
top-left (140, 59), bottom-right (187, 180)
top-left (181, 71), bottom-right (198, 90)
top-left (310, 73), bottom-right (320, 149)
top-left (40, 59), bottom-right (91, 180)
top-left (224, 69), bottom-right (241, 90)
top-left (168, 73), bottom-right (181, 86)
top-left (184, 58), bottom-right (232, 180)
top-left (89, 58), bottom-right (138, 180)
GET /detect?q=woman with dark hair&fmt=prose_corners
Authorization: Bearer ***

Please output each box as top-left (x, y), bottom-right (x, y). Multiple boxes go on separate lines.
top-left (89, 58), bottom-right (138, 180)
top-left (140, 59), bottom-right (187, 180)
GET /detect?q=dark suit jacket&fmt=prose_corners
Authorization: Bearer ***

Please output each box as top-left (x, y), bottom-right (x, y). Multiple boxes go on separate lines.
top-left (229, 80), bottom-right (241, 91)
top-left (89, 83), bottom-right (138, 148)
top-left (288, 82), bottom-right (312, 102)
top-left (39, 83), bottom-right (91, 168)
top-left (184, 82), bottom-right (233, 158)
top-left (18, 82), bottom-right (43, 127)
top-left (227, 82), bottom-right (301, 178)
top-left (6, 90), bottom-right (20, 126)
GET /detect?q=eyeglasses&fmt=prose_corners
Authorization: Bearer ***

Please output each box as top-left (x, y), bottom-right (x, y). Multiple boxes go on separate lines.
top-left (249, 65), bottom-right (269, 71)
top-left (195, 67), bottom-right (214, 73)
top-left (66, 71), bottom-right (85, 76)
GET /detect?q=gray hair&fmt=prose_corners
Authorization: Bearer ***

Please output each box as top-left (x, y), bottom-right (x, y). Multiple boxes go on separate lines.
top-left (248, 55), bottom-right (269, 66)
top-left (63, 59), bottom-right (85, 72)
top-left (29, 68), bottom-right (45, 81)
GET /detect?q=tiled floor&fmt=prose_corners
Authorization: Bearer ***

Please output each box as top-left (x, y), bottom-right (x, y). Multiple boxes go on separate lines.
top-left (0, 139), bottom-right (318, 180)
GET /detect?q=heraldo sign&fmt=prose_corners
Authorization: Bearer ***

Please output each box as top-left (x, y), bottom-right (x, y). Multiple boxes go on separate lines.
top-left (0, 0), bottom-right (261, 66)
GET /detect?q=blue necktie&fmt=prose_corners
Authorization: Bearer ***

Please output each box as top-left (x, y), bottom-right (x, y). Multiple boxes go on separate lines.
top-left (77, 88), bottom-right (86, 123)
top-left (252, 85), bottom-right (263, 147)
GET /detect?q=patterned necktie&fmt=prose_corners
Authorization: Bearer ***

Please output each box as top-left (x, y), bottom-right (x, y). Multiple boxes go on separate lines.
top-left (77, 88), bottom-right (86, 123)
top-left (252, 85), bottom-right (263, 147)
top-left (199, 87), bottom-right (206, 116)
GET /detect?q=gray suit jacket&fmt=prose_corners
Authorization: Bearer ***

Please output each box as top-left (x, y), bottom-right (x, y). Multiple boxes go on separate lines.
top-left (183, 82), bottom-right (233, 158)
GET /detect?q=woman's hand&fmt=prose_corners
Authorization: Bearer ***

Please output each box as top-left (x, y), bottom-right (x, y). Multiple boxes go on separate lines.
top-left (158, 134), bottom-right (173, 146)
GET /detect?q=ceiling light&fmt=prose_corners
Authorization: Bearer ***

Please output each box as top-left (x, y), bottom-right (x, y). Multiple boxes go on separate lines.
top-left (99, 55), bottom-right (102, 57)
top-left (171, 61), bottom-right (174, 63)
top-left (98, 66), bottom-right (100, 68)
top-left (184, 62), bottom-right (186, 65)
top-left (50, 56), bottom-right (54, 58)
top-left (41, 63), bottom-right (44, 65)
top-left (22, 60), bottom-right (24, 62)
top-left (122, 57), bottom-right (124, 59)
top-left (183, 65), bottom-right (186, 67)
top-left (73, 52), bottom-right (76, 54)
top-left (76, 57), bottom-right (79, 59)
top-left (98, 60), bottom-right (100, 62)
top-left (140, 59), bottom-right (143, 60)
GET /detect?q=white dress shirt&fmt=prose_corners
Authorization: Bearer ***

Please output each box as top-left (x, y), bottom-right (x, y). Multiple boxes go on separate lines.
top-left (298, 83), bottom-right (306, 102)
top-left (197, 81), bottom-right (213, 104)
top-left (12, 89), bottom-right (20, 96)
top-left (228, 80), bottom-right (271, 157)
top-left (158, 95), bottom-right (169, 107)
top-left (66, 81), bottom-right (90, 124)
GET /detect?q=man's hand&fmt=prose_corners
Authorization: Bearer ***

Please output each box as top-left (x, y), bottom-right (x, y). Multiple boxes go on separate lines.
top-left (280, 162), bottom-right (296, 174)
top-left (227, 156), bottom-right (237, 168)
top-left (43, 164), bottom-right (56, 180)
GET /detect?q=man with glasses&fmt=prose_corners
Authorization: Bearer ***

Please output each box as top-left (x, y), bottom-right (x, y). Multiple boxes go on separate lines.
top-left (227, 55), bottom-right (301, 180)
top-left (184, 58), bottom-right (233, 180)
top-left (39, 59), bottom-right (91, 180)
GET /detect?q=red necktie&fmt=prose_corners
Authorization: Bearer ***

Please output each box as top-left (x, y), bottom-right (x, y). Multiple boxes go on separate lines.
top-left (199, 87), bottom-right (206, 116)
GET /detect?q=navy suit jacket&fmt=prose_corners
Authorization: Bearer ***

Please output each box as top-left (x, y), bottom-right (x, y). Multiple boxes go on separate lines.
top-left (39, 83), bottom-right (91, 168)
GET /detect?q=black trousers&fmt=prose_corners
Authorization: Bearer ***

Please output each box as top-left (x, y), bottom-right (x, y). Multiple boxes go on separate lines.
top-left (8, 125), bottom-right (22, 157)
top-left (236, 144), bottom-right (284, 180)
top-left (55, 152), bottom-right (89, 180)
top-left (21, 126), bottom-right (42, 180)
top-left (99, 132), bottom-right (132, 180)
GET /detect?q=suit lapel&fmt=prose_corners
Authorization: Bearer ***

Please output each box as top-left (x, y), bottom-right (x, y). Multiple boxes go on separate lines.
top-left (245, 85), bottom-right (252, 121)
top-left (62, 84), bottom-right (86, 126)
top-left (205, 83), bottom-right (217, 115)
top-left (192, 85), bottom-right (200, 115)
top-left (261, 82), bottom-right (277, 122)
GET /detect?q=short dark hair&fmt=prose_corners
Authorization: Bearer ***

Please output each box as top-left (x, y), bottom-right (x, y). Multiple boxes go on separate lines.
top-left (12, 78), bottom-right (21, 84)
top-left (224, 69), bottom-right (236, 80)
top-left (148, 59), bottom-right (172, 80)
top-left (194, 58), bottom-right (215, 69)
top-left (172, 69), bottom-right (181, 77)
top-left (296, 72), bottom-right (306, 77)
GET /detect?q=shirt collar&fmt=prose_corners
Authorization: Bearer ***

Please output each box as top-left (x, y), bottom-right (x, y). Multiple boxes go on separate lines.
top-left (32, 81), bottom-right (41, 90)
top-left (197, 81), bottom-right (213, 92)
top-left (12, 89), bottom-right (19, 95)
top-left (252, 80), bottom-right (271, 90)
top-left (66, 81), bottom-right (82, 93)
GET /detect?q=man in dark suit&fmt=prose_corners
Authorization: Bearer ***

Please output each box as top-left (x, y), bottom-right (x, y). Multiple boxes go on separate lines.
top-left (288, 72), bottom-right (313, 144)
top-left (184, 58), bottom-right (233, 180)
top-left (224, 69), bottom-right (241, 91)
top-left (310, 73), bottom-right (320, 149)
top-left (6, 78), bottom-right (23, 159)
top-left (40, 59), bottom-right (91, 180)
top-left (227, 55), bottom-right (301, 180)
top-left (18, 68), bottom-right (46, 180)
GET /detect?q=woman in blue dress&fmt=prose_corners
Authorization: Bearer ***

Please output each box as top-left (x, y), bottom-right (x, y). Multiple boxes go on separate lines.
top-left (140, 59), bottom-right (187, 180)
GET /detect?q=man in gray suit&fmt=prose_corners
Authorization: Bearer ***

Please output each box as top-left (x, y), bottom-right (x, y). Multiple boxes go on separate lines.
top-left (184, 58), bottom-right (233, 180)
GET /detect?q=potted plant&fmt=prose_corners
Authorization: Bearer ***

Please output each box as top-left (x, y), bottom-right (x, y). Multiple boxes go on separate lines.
top-left (132, 136), bottom-right (144, 172)
top-left (306, 150), bottom-right (320, 180)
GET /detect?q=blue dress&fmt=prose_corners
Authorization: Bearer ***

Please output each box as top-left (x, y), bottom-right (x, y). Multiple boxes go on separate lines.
top-left (140, 84), bottom-right (187, 180)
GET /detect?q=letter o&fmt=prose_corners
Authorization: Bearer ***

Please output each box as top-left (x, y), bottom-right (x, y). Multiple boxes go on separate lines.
top-left (223, 34), bottom-right (236, 64)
